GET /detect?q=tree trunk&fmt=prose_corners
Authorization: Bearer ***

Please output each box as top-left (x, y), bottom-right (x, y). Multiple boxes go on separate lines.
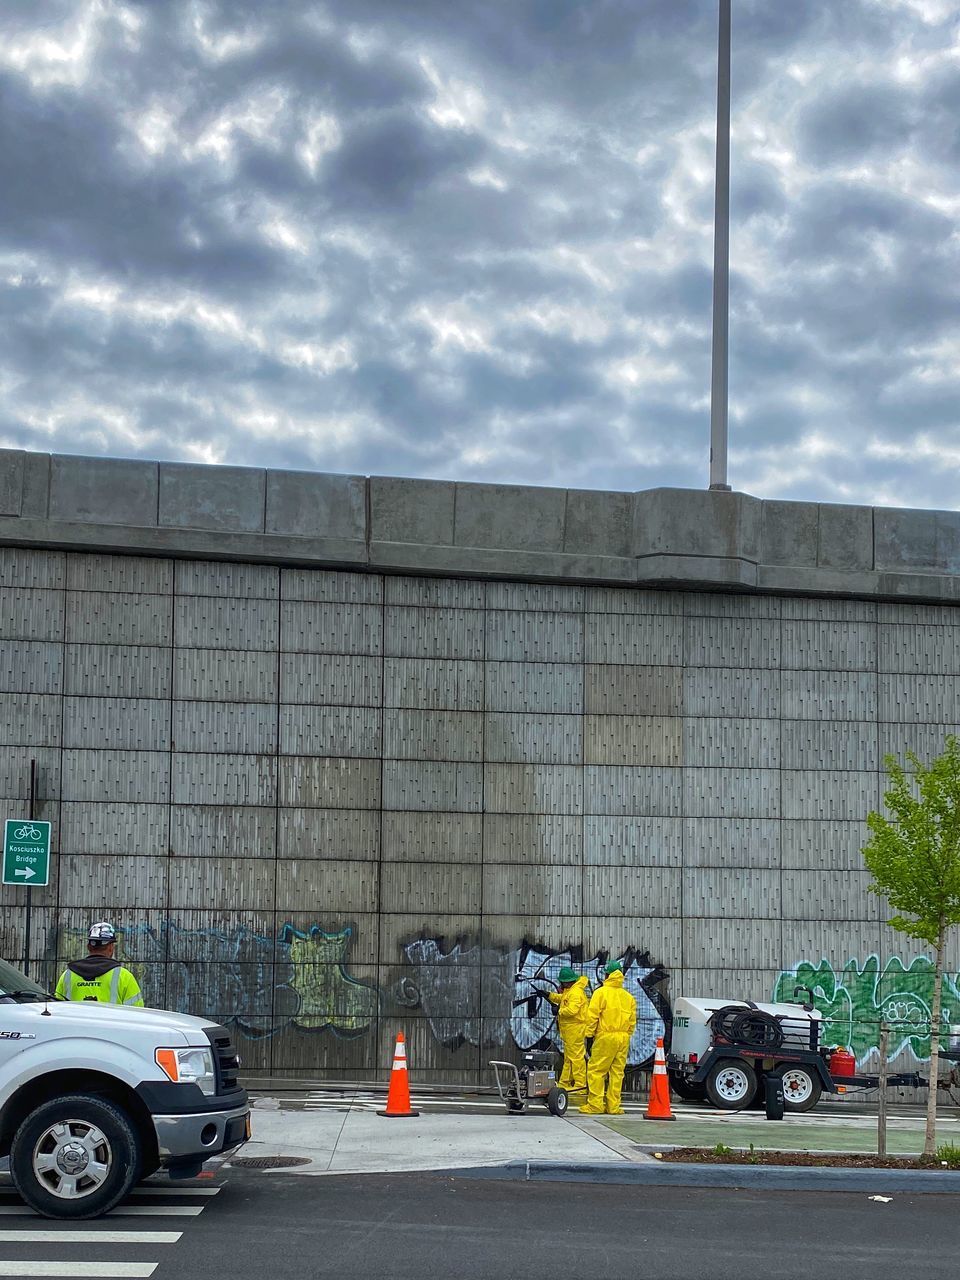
top-left (924, 924), bottom-right (945, 1158)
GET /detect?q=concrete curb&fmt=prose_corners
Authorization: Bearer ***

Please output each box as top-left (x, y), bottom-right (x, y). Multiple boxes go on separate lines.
top-left (430, 1159), bottom-right (960, 1193)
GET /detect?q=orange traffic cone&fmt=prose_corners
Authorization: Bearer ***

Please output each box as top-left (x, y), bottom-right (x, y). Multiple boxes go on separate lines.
top-left (644, 1036), bottom-right (676, 1121)
top-left (377, 1031), bottom-right (420, 1118)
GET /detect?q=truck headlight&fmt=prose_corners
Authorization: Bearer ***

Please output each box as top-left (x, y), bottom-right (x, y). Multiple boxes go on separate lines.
top-left (156, 1047), bottom-right (216, 1096)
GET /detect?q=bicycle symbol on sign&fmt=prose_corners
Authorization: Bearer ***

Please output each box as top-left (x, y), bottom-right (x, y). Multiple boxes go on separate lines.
top-left (13, 825), bottom-right (42, 841)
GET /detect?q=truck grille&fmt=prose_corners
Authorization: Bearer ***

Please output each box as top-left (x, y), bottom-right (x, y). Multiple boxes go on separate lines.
top-left (205, 1025), bottom-right (241, 1094)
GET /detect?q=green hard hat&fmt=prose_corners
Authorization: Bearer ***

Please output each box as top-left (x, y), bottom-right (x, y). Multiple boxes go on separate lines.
top-left (605, 959), bottom-right (624, 975)
top-left (557, 966), bottom-right (578, 984)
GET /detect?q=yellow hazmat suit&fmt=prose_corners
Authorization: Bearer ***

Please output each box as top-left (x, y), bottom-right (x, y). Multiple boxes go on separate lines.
top-left (578, 968), bottom-right (637, 1115)
top-left (547, 976), bottom-right (590, 1091)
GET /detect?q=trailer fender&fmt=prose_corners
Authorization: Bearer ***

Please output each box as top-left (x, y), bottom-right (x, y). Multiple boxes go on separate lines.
top-left (810, 1057), bottom-right (836, 1092)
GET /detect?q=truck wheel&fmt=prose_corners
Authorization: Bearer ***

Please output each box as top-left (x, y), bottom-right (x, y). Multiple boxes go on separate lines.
top-left (669, 1072), bottom-right (707, 1103)
top-left (705, 1059), bottom-right (757, 1109)
top-left (136, 1159), bottom-right (160, 1183)
top-left (776, 1065), bottom-right (822, 1113)
top-left (547, 1087), bottom-right (569, 1117)
top-left (10, 1094), bottom-right (139, 1219)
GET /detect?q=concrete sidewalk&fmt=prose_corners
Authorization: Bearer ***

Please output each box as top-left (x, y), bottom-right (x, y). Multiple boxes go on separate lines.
top-left (235, 1092), bottom-right (960, 1176)
top-left (238, 1096), bottom-right (631, 1175)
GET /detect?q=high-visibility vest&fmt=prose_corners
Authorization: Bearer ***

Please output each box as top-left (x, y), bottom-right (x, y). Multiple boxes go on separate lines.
top-left (56, 966), bottom-right (144, 1006)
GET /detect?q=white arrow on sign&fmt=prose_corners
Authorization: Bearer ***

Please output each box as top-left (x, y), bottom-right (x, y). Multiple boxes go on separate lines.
top-left (14, 867), bottom-right (35, 880)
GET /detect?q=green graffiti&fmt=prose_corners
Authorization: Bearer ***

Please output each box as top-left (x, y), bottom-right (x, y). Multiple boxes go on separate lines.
top-left (774, 956), bottom-right (960, 1065)
top-left (285, 925), bottom-right (378, 1036)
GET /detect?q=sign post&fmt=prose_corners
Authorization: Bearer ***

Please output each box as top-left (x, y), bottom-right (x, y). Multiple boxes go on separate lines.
top-left (877, 1023), bottom-right (889, 1159)
top-left (3, 761), bottom-right (51, 976)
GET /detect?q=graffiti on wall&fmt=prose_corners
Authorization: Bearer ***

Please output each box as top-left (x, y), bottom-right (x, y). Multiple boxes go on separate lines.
top-left (395, 938), bottom-right (508, 1049)
top-left (512, 944), bottom-right (669, 1067)
top-left (284, 925), bottom-right (378, 1035)
top-left (395, 939), bottom-right (669, 1066)
top-left (53, 922), bottom-right (378, 1040)
top-left (52, 922), bottom-right (670, 1066)
top-left (774, 956), bottom-right (960, 1065)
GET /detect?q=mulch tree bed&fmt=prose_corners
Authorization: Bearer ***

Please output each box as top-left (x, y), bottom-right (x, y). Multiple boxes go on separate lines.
top-left (656, 1148), bottom-right (955, 1169)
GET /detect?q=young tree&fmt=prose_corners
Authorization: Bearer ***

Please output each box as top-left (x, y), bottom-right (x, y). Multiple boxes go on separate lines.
top-left (863, 734), bottom-right (960, 1157)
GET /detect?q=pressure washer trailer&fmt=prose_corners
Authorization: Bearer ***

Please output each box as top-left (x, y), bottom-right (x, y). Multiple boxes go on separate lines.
top-left (668, 996), bottom-right (828, 1112)
top-left (489, 1051), bottom-right (569, 1117)
top-left (667, 994), bottom-right (926, 1112)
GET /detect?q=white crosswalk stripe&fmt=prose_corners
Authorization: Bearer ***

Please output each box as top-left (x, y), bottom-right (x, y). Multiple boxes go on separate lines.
top-left (0, 1205), bottom-right (203, 1217)
top-left (0, 1231), bottom-right (180, 1244)
top-left (0, 1179), bottom-right (220, 1277)
top-left (0, 1186), bottom-right (220, 1200)
top-left (0, 1266), bottom-right (158, 1277)
top-left (126, 1187), bottom-right (220, 1197)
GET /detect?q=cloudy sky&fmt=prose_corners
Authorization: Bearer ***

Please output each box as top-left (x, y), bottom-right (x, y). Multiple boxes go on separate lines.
top-left (1, 1), bottom-right (958, 508)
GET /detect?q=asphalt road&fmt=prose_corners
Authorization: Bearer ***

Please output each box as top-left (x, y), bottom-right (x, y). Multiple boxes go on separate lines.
top-left (1, 1169), bottom-right (958, 1279)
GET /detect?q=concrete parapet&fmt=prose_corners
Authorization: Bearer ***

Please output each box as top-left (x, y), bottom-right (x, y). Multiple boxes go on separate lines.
top-left (159, 462), bottom-right (265, 533)
top-left (634, 488), bottom-right (761, 562)
top-left (51, 455), bottom-right (159, 527)
top-left (4, 448), bottom-right (960, 602)
top-left (266, 470), bottom-right (365, 540)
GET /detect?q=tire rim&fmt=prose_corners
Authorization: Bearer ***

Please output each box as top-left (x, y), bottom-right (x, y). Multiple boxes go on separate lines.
top-left (779, 1069), bottom-right (813, 1104)
top-left (556, 1095), bottom-right (568, 1114)
top-left (33, 1120), bottom-right (112, 1200)
top-left (714, 1066), bottom-right (751, 1103)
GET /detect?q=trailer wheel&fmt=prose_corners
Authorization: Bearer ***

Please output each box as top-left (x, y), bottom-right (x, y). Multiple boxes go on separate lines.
top-left (705, 1058), bottom-right (757, 1109)
top-left (775, 1065), bottom-right (822, 1113)
top-left (669, 1073), bottom-right (707, 1104)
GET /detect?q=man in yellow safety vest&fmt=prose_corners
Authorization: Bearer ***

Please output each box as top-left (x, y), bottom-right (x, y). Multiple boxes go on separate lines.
top-left (55, 921), bottom-right (144, 1007)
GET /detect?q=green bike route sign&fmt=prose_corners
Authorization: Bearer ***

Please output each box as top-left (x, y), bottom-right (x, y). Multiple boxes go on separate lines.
top-left (2, 819), bottom-right (51, 886)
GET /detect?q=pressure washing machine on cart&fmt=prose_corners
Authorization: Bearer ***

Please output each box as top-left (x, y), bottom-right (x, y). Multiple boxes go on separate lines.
top-left (488, 966), bottom-right (571, 1116)
top-left (489, 1050), bottom-right (570, 1116)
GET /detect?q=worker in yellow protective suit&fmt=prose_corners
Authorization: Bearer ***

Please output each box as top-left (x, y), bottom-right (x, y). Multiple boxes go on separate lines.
top-left (547, 967), bottom-right (590, 1093)
top-left (578, 959), bottom-right (637, 1115)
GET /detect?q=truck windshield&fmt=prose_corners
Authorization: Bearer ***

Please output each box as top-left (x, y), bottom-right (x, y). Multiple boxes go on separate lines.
top-left (0, 958), bottom-right (50, 1002)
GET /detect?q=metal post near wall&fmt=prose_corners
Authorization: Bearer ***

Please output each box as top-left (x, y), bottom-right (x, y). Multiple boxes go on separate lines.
top-left (877, 1024), bottom-right (889, 1159)
top-left (23, 757), bottom-right (36, 978)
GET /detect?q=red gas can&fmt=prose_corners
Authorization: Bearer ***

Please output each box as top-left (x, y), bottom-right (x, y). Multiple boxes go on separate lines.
top-left (829, 1047), bottom-right (856, 1078)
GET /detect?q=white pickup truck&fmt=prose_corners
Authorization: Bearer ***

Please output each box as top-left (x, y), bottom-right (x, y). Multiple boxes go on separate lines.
top-left (0, 956), bottom-right (250, 1218)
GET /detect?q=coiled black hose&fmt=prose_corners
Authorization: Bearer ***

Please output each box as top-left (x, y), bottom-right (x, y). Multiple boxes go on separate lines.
top-left (710, 1005), bottom-right (784, 1051)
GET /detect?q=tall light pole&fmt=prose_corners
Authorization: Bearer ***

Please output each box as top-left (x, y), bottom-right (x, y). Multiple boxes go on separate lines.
top-left (709, 0), bottom-right (732, 491)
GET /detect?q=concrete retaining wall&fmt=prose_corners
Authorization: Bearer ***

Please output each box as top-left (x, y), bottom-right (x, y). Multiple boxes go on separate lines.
top-left (1, 451), bottom-right (959, 1082)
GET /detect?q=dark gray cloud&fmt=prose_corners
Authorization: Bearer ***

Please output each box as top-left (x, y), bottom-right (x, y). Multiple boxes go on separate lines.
top-left (0, 0), bottom-right (957, 510)
top-left (798, 84), bottom-right (917, 164)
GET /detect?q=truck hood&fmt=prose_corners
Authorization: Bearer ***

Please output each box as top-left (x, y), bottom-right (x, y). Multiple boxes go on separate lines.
top-left (20, 999), bottom-right (218, 1044)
